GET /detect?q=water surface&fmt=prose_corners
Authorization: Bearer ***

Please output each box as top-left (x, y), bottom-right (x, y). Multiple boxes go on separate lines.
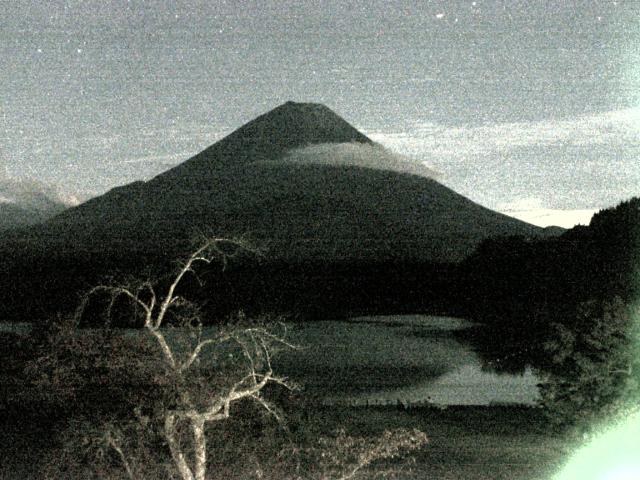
top-left (275, 315), bottom-right (540, 406)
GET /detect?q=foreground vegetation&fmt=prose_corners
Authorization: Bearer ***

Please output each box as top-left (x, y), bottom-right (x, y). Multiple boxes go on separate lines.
top-left (1, 395), bottom-right (568, 480)
top-left (3, 204), bottom-right (639, 478)
top-left (0, 306), bottom-right (626, 478)
top-left (2, 239), bottom-right (431, 479)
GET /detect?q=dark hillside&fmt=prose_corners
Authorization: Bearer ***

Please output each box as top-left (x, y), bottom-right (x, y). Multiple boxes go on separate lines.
top-left (459, 197), bottom-right (640, 371)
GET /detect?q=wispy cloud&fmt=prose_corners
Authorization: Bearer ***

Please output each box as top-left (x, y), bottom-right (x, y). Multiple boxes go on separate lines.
top-left (116, 152), bottom-right (195, 165)
top-left (270, 142), bottom-right (440, 179)
top-left (370, 107), bottom-right (640, 160)
top-left (367, 107), bottom-right (640, 227)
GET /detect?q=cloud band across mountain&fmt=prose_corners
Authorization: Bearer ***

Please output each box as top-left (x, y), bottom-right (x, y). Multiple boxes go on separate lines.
top-left (260, 142), bottom-right (440, 180)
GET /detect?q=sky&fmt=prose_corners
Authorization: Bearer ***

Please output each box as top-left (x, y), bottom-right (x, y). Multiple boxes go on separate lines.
top-left (2, 0), bottom-right (640, 227)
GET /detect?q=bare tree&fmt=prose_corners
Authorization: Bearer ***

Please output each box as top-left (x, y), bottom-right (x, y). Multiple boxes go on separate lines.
top-left (78, 238), bottom-right (296, 480)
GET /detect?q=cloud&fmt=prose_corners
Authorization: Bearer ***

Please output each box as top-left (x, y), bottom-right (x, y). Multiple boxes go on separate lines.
top-left (0, 176), bottom-right (82, 210)
top-left (116, 152), bottom-right (195, 165)
top-left (369, 107), bottom-right (640, 161)
top-left (268, 142), bottom-right (440, 179)
top-left (366, 107), bottom-right (640, 216)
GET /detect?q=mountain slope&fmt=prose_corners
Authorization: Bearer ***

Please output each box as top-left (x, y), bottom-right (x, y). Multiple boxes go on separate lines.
top-left (22, 101), bottom-right (545, 262)
top-left (40, 163), bottom-right (541, 262)
top-left (0, 202), bottom-right (66, 230)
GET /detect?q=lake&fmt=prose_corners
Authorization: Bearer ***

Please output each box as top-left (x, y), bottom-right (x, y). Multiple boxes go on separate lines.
top-left (273, 315), bottom-right (540, 407)
top-left (0, 315), bottom-right (540, 406)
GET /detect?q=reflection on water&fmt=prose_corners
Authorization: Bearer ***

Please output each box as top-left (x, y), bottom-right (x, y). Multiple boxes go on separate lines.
top-left (274, 315), bottom-right (540, 406)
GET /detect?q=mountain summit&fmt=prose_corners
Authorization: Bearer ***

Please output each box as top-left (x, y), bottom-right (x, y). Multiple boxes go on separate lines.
top-left (156, 101), bottom-right (372, 181)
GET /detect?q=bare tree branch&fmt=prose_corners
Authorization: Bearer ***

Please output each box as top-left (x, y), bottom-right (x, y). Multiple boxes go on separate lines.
top-left (105, 430), bottom-right (136, 480)
top-left (148, 328), bottom-right (177, 370)
top-left (82, 237), bottom-right (296, 480)
top-left (250, 393), bottom-right (282, 422)
top-left (155, 238), bottom-right (234, 329)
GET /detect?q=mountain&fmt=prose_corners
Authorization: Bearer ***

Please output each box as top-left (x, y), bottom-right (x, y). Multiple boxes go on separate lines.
top-left (0, 203), bottom-right (63, 230)
top-left (0, 178), bottom-right (70, 230)
top-left (16, 101), bottom-right (546, 262)
top-left (0, 102), bottom-right (559, 321)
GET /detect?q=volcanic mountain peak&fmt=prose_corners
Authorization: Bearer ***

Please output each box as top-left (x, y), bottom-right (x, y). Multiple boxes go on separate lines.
top-left (156, 102), bottom-right (372, 181)
top-left (234, 101), bottom-right (372, 146)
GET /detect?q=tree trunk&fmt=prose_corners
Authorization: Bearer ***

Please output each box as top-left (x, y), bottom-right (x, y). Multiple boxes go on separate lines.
top-left (165, 413), bottom-right (195, 480)
top-left (192, 417), bottom-right (207, 480)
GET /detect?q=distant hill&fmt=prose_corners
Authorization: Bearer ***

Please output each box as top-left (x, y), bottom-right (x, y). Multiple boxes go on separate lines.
top-left (0, 204), bottom-right (67, 230)
top-left (457, 196), bottom-right (639, 374)
top-left (460, 196), bottom-right (640, 329)
top-left (0, 178), bottom-right (69, 230)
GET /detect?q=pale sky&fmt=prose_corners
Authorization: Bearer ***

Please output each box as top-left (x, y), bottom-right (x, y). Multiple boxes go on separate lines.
top-left (2, 0), bottom-right (639, 227)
